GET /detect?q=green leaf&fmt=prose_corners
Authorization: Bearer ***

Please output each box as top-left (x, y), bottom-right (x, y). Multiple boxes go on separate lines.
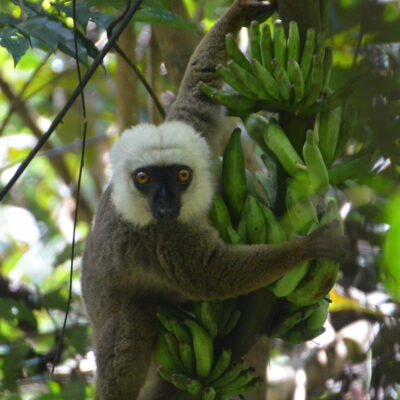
top-left (0, 27), bottom-right (30, 65)
top-left (89, 11), bottom-right (114, 30)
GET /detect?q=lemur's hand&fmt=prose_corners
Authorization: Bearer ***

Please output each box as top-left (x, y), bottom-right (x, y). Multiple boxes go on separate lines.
top-left (242, 0), bottom-right (275, 25)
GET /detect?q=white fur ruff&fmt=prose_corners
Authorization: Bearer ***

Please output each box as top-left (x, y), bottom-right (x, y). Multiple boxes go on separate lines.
top-left (110, 121), bottom-right (215, 227)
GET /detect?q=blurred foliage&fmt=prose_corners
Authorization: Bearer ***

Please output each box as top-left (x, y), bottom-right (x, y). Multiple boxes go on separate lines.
top-left (0, 0), bottom-right (399, 399)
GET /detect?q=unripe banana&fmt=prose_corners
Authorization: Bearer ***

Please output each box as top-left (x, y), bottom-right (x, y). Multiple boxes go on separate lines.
top-left (171, 373), bottom-right (202, 395)
top-left (249, 21), bottom-right (262, 63)
top-left (204, 348), bottom-right (232, 385)
top-left (300, 28), bottom-right (316, 82)
top-left (303, 54), bottom-right (324, 109)
top-left (262, 205), bottom-right (286, 243)
top-left (222, 309), bottom-right (242, 336)
top-left (269, 303), bottom-right (318, 338)
top-left (222, 128), bottom-right (247, 223)
top-left (209, 193), bottom-right (232, 243)
top-left (285, 178), bottom-right (318, 234)
top-left (212, 360), bottom-right (244, 388)
top-left (281, 326), bottom-right (325, 344)
top-left (328, 153), bottom-right (371, 185)
top-left (218, 367), bottom-right (256, 395)
top-left (200, 302), bottom-right (218, 339)
top-left (184, 319), bottom-right (214, 379)
top-left (250, 58), bottom-right (281, 102)
top-left (199, 82), bottom-right (256, 112)
top-left (170, 319), bottom-right (191, 344)
top-left (260, 24), bottom-right (273, 73)
top-left (319, 106), bottom-right (342, 167)
top-left (287, 20), bottom-right (300, 65)
top-left (315, 32), bottom-right (326, 64)
top-left (219, 377), bottom-right (263, 396)
top-left (287, 59), bottom-right (305, 104)
top-left (244, 113), bottom-right (269, 151)
top-left (334, 104), bottom-right (358, 160)
top-left (273, 20), bottom-right (286, 69)
top-left (157, 365), bottom-right (174, 383)
top-left (271, 58), bottom-right (291, 102)
top-left (202, 386), bottom-right (217, 400)
top-left (227, 60), bottom-right (275, 101)
top-left (263, 120), bottom-right (305, 176)
top-left (154, 333), bottom-right (182, 372)
top-left (304, 296), bottom-right (330, 330)
top-left (216, 64), bottom-right (257, 99)
top-left (255, 171), bottom-right (276, 206)
top-left (164, 332), bottom-right (185, 371)
top-left (179, 342), bottom-right (195, 376)
top-left (302, 129), bottom-right (330, 195)
top-left (226, 226), bottom-right (244, 244)
top-left (225, 33), bottom-right (252, 73)
top-left (246, 196), bottom-right (268, 244)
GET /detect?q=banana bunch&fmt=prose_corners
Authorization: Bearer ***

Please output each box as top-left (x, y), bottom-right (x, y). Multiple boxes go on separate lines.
top-left (155, 302), bottom-right (262, 399)
top-left (270, 296), bottom-right (331, 344)
top-left (200, 19), bottom-right (332, 115)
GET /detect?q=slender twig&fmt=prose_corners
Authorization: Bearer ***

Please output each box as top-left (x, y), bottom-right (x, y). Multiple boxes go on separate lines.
top-left (0, 0), bottom-right (145, 202)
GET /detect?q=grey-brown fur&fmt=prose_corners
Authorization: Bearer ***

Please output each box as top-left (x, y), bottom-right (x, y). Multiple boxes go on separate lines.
top-left (81, 1), bottom-right (347, 399)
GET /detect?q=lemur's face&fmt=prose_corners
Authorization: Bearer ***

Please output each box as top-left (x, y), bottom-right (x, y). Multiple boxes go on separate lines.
top-left (110, 121), bottom-right (215, 227)
top-left (132, 164), bottom-right (193, 221)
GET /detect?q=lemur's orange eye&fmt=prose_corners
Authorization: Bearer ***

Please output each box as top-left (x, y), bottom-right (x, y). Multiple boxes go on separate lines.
top-left (136, 171), bottom-right (150, 185)
top-left (177, 169), bottom-right (191, 183)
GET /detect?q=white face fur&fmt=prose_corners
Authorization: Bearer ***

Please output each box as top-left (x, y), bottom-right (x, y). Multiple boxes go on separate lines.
top-left (110, 121), bottom-right (215, 227)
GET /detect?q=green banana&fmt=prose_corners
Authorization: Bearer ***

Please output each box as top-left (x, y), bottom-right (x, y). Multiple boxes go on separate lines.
top-left (157, 365), bottom-right (174, 383)
top-left (273, 19), bottom-right (286, 69)
top-left (269, 303), bottom-right (318, 338)
top-left (263, 120), bottom-right (305, 177)
top-left (171, 373), bottom-right (202, 395)
top-left (236, 202), bottom-right (249, 242)
top-left (300, 28), bottom-right (316, 82)
top-left (260, 24), bottom-right (273, 73)
top-left (244, 113), bottom-right (269, 151)
top-left (179, 342), bottom-right (195, 376)
top-left (155, 333), bottom-right (182, 372)
top-left (164, 332), bottom-right (185, 371)
top-left (216, 64), bottom-right (257, 99)
top-left (334, 104), bottom-right (358, 160)
top-left (219, 377), bottom-right (263, 396)
top-left (281, 326), bottom-right (325, 344)
top-left (328, 153), bottom-right (371, 185)
top-left (200, 302), bottom-right (218, 339)
top-left (285, 178), bottom-right (318, 234)
top-left (218, 368), bottom-right (256, 395)
top-left (322, 45), bottom-right (333, 92)
top-left (304, 296), bottom-right (330, 330)
top-left (262, 205), bottom-right (286, 243)
top-left (225, 33), bottom-right (252, 73)
top-left (169, 320), bottom-right (192, 344)
top-left (250, 21), bottom-right (262, 63)
top-left (271, 58), bottom-right (291, 102)
top-left (184, 319), bottom-right (214, 379)
top-left (209, 193), bottom-right (232, 243)
top-left (287, 199), bottom-right (342, 306)
top-left (318, 106), bottom-right (342, 167)
top-left (212, 360), bottom-right (244, 388)
top-left (222, 128), bottom-right (247, 223)
top-left (156, 311), bottom-right (174, 333)
top-left (303, 54), bottom-right (324, 109)
top-left (199, 82), bottom-right (256, 112)
top-left (227, 60), bottom-right (274, 101)
top-left (287, 59), bottom-right (305, 104)
top-left (302, 129), bottom-right (330, 194)
top-left (250, 58), bottom-right (281, 102)
top-left (218, 299), bottom-right (237, 335)
top-left (269, 261), bottom-right (310, 297)
top-left (287, 20), bottom-right (300, 65)
top-left (255, 171), bottom-right (276, 206)
top-left (246, 196), bottom-right (268, 244)
top-left (202, 386), bottom-right (217, 400)
top-left (222, 309), bottom-right (241, 336)
top-left (204, 348), bottom-right (232, 385)
top-left (226, 226), bottom-right (244, 244)
top-left (315, 32), bottom-right (326, 64)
